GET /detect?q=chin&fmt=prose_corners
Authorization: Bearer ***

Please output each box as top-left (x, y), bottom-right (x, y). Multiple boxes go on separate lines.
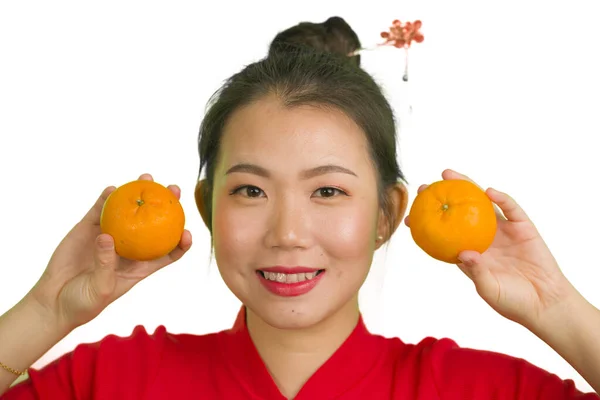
top-left (245, 286), bottom-right (360, 331)
top-left (251, 300), bottom-right (332, 330)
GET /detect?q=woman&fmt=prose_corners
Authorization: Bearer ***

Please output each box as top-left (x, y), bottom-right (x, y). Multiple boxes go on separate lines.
top-left (1, 18), bottom-right (599, 399)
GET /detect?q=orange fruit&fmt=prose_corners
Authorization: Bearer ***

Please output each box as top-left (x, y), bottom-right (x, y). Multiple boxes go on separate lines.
top-left (408, 179), bottom-right (497, 264)
top-left (100, 180), bottom-right (185, 261)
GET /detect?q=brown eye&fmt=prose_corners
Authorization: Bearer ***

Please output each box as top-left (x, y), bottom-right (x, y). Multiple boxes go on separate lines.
top-left (231, 185), bottom-right (265, 198)
top-left (246, 186), bottom-right (263, 197)
top-left (313, 187), bottom-right (346, 198)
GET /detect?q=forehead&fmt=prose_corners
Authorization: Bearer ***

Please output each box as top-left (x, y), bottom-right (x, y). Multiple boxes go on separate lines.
top-left (219, 96), bottom-right (371, 168)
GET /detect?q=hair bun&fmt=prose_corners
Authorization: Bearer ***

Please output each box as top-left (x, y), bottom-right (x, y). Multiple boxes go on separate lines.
top-left (323, 17), bottom-right (352, 32)
top-left (269, 16), bottom-right (362, 66)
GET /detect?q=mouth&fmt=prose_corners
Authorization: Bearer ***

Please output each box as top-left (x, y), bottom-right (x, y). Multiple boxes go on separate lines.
top-left (257, 269), bottom-right (325, 284)
top-left (256, 267), bottom-right (326, 297)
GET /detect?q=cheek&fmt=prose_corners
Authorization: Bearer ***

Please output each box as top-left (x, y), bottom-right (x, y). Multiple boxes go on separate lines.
top-left (315, 201), bottom-right (378, 262)
top-left (211, 198), bottom-right (264, 263)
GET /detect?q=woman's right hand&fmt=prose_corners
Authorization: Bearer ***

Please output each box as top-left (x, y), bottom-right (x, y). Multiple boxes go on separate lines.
top-left (25, 173), bottom-right (193, 333)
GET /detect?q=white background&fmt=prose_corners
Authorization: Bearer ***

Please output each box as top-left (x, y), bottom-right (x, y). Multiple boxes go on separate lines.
top-left (1, 0), bottom-right (599, 393)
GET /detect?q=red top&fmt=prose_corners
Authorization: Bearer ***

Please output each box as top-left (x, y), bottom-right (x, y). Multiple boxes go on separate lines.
top-left (4, 307), bottom-right (598, 399)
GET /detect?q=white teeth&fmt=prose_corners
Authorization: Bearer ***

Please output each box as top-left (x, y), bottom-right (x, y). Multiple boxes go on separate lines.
top-left (261, 271), bottom-right (321, 283)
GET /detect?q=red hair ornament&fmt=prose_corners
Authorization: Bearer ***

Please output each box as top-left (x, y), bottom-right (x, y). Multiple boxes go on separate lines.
top-left (350, 19), bottom-right (424, 82)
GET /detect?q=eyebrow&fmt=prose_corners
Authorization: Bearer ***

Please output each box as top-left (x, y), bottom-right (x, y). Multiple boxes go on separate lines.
top-left (224, 163), bottom-right (358, 179)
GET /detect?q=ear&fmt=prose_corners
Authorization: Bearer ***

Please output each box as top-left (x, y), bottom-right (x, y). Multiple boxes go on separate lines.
top-left (375, 183), bottom-right (408, 249)
top-left (194, 179), bottom-right (211, 230)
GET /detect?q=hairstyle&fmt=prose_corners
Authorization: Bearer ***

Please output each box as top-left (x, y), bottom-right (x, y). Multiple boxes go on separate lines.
top-left (197, 47), bottom-right (404, 235)
top-left (268, 16), bottom-right (362, 66)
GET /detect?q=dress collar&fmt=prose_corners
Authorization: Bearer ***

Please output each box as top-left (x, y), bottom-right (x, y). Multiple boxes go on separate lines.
top-left (218, 306), bottom-right (384, 399)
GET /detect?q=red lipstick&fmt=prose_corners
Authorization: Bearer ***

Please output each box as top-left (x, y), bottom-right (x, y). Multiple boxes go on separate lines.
top-left (261, 266), bottom-right (320, 274)
top-left (257, 266), bottom-right (325, 297)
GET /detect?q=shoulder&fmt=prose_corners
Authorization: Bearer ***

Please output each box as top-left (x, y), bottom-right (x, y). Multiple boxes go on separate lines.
top-left (7, 325), bottom-right (221, 399)
top-left (77, 324), bottom-right (168, 354)
top-left (376, 333), bottom-right (457, 366)
top-left (76, 324), bottom-right (221, 357)
top-left (391, 334), bottom-right (542, 377)
top-left (75, 324), bottom-right (222, 376)
top-left (385, 335), bottom-right (597, 399)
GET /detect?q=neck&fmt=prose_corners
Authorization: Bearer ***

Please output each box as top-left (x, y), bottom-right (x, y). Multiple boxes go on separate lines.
top-left (246, 297), bottom-right (360, 399)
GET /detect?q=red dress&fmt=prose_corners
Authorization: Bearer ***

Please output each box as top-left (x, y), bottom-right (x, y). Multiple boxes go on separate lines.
top-left (4, 307), bottom-right (598, 399)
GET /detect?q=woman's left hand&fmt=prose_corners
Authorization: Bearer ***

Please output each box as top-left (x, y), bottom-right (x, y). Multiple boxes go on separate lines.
top-left (407, 169), bottom-right (580, 330)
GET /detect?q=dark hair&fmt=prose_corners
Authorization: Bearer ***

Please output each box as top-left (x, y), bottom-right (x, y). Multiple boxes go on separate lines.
top-left (198, 49), bottom-right (403, 235)
top-left (268, 16), bottom-right (362, 66)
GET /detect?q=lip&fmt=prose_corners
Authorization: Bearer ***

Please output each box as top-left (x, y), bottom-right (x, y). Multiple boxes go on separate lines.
top-left (257, 269), bottom-right (325, 297)
top-left (260, 266), bottom-right (320, 274)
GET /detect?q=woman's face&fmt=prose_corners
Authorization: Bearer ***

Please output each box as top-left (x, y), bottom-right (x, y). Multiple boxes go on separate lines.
top-left (208, 96), bottom-right (385, 329)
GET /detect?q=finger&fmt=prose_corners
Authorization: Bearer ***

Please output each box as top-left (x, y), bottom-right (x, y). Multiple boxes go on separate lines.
top-left (456, 250), bottom-right (481, 280)
top-left (82, 186), bottom-right (117, 225)
top-left (486, 188), bottom-right (529, 222)
top-left (167, 184), bottom-right (181, 200)
top-left (442, 169), bottom-right (480, 188)
top-left (90, 234), bottom-right (119, 300)
top-left (404, 215), bottom-right (410, 227)
top-left (457, 250), bottom-right (498, 296)
top-left (164, 229), bottom-right (193, 263)
top-left (138, 173), bottom-right (153, 181)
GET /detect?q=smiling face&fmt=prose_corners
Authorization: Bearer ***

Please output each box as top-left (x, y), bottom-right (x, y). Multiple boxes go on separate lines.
top-left (204, 95), bottom-right (391, 329)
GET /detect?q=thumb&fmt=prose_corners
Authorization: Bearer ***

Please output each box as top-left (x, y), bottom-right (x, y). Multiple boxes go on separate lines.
top-left (457, 251), bottom-right (498, 297)
top-left (90, 234), bottom-right (119, 301)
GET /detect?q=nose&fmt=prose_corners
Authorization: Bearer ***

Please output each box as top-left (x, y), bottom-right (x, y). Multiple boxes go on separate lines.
top-left (264, 195), bottom-right (311, 250)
